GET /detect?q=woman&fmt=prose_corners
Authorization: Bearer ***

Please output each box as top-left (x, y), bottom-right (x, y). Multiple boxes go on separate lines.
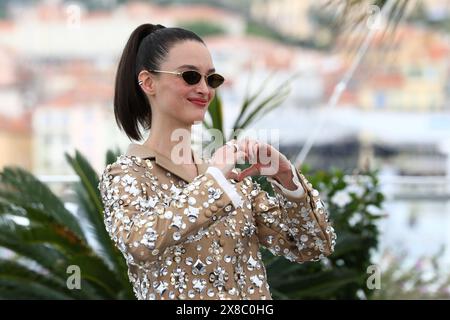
top-left (98, 23), bottom-right (336, 300)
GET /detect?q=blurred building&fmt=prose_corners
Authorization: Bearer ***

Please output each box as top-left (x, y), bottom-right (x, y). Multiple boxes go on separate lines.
top-left (31, 60), bottom-right (127, 175)
top-left (0, 1), bottom-right (247, 175)
top-left (0, 113), bottom-right (32, 171)
top-left (0, 42), bottom-right (33, 171)
top-left (249, 0), bottom-right (319, 39)
top-left (0, 1), bottom-right (245, 59)
top-left (358, 26), bottom-right (450, 112)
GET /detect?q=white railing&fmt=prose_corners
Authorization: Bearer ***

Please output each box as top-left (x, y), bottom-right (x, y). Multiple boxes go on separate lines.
top-left (378, 175), bottom-right (450, 200)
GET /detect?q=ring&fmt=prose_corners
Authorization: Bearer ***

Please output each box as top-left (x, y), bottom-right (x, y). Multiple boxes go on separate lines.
top-left (226, 141), bottom-right (239, 153)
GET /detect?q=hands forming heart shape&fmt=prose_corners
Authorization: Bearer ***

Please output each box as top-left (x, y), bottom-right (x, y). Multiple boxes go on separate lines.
top-left (208, 138), bottom-right (297, 189)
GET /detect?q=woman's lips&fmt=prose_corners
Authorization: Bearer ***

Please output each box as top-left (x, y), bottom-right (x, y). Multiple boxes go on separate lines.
top-left (188, 98), bottom-right (208, 107)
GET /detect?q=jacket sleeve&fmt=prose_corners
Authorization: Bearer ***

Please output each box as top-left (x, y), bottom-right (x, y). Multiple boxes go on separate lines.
top-left (98, 155), bottom-right (243, 267)
top-left (251, 163), bottom-right (336, 263)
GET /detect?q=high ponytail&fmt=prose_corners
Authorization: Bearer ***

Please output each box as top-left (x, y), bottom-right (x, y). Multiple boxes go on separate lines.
top-left (113, 23), bottom-right (204, 141)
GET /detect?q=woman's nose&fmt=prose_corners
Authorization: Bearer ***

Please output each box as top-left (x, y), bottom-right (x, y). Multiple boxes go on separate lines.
top-left (195, 76), bottom-right (209, 93)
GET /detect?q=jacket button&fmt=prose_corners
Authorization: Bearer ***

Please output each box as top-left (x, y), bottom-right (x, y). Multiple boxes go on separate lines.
top-left (210, 205), bottom-right (218, 212)
top-left (205, 209), bottom-right (212, 217)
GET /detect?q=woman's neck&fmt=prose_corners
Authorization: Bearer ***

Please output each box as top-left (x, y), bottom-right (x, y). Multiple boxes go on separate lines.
top-left (143, 117), bottom-right (194, 165)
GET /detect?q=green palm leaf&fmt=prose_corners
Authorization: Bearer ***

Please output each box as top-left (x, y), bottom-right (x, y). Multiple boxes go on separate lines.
top-left (0, 161), bottom-right (134, 299)
top-left (231, 71), bottom-right (274, 129)
top-left (0, 167), bottom-right (85, 241)
top-left (0, 216), bottom-right (116, 299)
top-left (276, 269), bottom-right (363, 299)
top-left (236, 84), bottom-right (291, 130)
top-left (205, 73), bottom-right (295, 143)
top-left (0, 278), bottom-right (74, 300)
top-left (65, 151), bottom-right (120, 268)
top-left (0, 259), bottom-right (88, 299)
top-left (64, 151), bottom-right (133, 295)
top-left (105, 148), bottom-right (121, 166)
top-left (205, 94), bottom-right (224, 135)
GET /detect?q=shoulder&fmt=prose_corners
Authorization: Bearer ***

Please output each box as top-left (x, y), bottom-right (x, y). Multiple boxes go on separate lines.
top-left (104, 155), bottom-right (153, 173)
top-left (98, 155), bottom-right (155, 190)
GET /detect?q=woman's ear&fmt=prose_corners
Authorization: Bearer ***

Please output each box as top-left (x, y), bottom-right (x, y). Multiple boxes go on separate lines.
top-left (138, 70), bottom-right (156, 96)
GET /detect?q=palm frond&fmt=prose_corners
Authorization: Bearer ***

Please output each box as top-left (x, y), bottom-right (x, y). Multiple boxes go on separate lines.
top-left (0, 167), bottom-right (85, 241)
top-left (0, 259), bottom-right (87, 299)
top-left (205, 94), bottom-right (224, 136)
top-left (237, 83), bottom-right (291, 130)
top-left (64, 151), bottom-right (122, 269)
top-left (231, 71), bottom-right (276, 130)
top-left (0, 164), bottom-right (134, 299)
top-left (106, 148), bottom-right (121, 166)
top-left (277, 269), bottom-right (363, 298)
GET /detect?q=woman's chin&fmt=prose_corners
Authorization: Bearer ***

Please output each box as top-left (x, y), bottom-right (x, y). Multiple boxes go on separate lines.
top-left (184, 113), bottom-right (206, 126)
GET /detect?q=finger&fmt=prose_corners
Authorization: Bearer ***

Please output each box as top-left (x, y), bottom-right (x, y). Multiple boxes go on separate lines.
top-left (225, 139), bottom-right (237, 152)
top-left (235, 150), bottom-right (247, 165)
top-left (223, 139), bottom-right (237, 164)
top-left (253, 142), bottom-right (259, 164)
top-left (246, 139), bottom-right (257, 164)
top-left (226, 170), bottom-right (239, 180)
top-left (240, 138), bottom-right (250, 162)
top-left (259, 142), bottom-right (275, 166)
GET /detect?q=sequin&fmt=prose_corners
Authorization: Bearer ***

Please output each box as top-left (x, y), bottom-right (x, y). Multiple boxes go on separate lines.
top-left (209, 266), bottom-right (229, 289)
top-left (241, 221), bottom-right (257, 237)
top-left (193, 278), bottom-right (206, 293)
top-left (228, 288), bottom-right (237, 296)
top-left (250, 275), bottom-right (263, 288)
top-left (208, 187), bottom-right (223, 200)
top-left (247, 256), bottom-right (258, 271)
top-left (164, 210), bottom-right (173, 220)
top-left (173, 232), bottom-right (181, 241)
top-left (184, 206), bottom-right (200, 222)
top-left (170, 267), bottom-right (188, 293)
top-left (155, 281), bottom-right (168, 295)
top-left (171, 215), bottom-right (183, 229)
top-left (192, 258), bottom-right (206, 275)
top-left (188, 197), bottom-right (197, 205)
top-left (205, 256), bottom-right (214, 265)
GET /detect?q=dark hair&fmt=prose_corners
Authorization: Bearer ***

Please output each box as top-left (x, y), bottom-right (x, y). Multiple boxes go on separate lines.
top-left (114, 23), bottom-right (205, 141)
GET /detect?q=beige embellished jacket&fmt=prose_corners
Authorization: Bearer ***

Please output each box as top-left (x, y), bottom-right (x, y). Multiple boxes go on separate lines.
top-left (98, 143), bottom-right (336, 300)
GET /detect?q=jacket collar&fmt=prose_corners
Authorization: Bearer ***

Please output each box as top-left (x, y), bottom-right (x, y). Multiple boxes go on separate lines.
top-left (125, 143), bottom-right (209, 183)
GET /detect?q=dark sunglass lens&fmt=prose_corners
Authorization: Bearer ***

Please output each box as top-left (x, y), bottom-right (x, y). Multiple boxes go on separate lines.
top-left (182, 71), bottom-right (202, 85)
top-left (207, 74), bottom-right (224, 88)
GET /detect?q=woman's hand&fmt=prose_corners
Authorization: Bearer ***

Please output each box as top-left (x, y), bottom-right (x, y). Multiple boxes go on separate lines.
top-left (209, 139), bottom-right (247, 179)
top-left (235, 138), bottom-right (298, 190)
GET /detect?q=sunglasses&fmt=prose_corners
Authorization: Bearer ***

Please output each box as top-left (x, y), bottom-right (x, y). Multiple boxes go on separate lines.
top-left (149, 69), bottom-right (225, 89)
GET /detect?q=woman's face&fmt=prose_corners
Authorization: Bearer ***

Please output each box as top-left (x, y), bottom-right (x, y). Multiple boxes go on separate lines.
top-left (149, 40), bottom-right (217, 125)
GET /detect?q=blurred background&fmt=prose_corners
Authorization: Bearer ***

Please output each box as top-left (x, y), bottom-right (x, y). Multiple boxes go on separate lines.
top-left (0, 0), bottom-right (449, 299)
